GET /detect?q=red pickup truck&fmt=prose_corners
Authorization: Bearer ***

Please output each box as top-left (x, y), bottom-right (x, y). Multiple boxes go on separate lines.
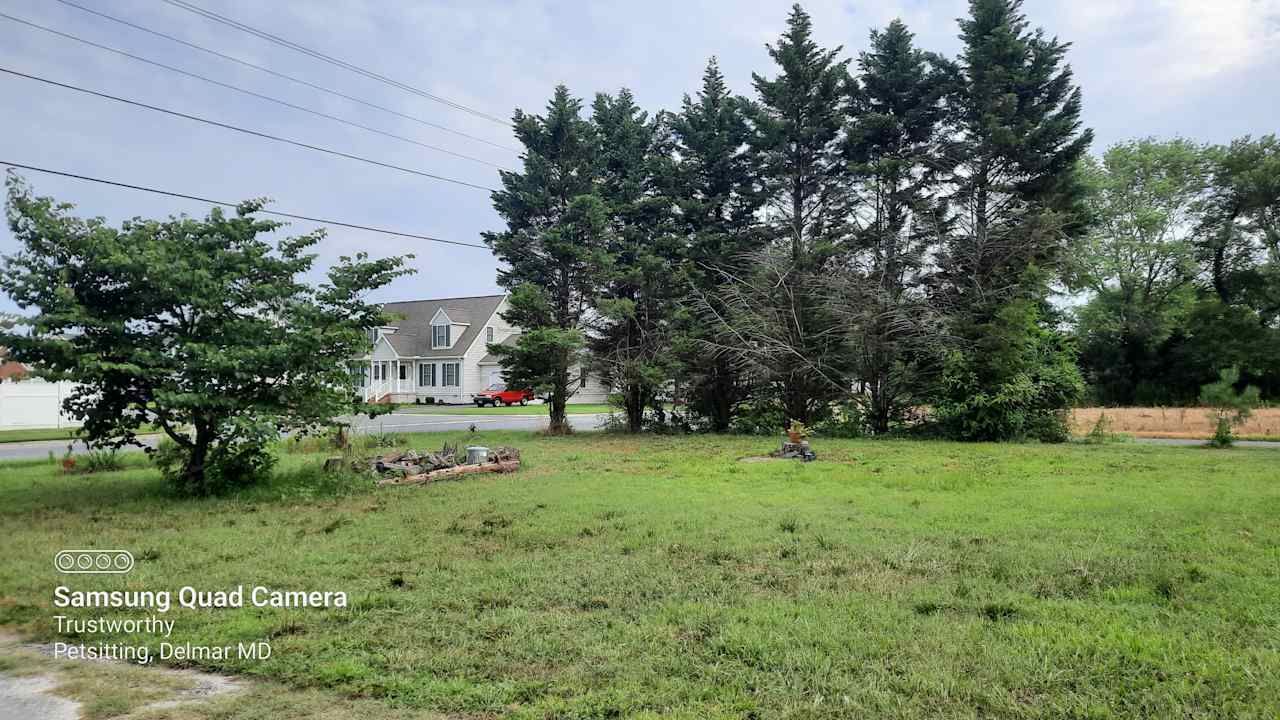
top-left (472, 384), bottom-right (535, 407)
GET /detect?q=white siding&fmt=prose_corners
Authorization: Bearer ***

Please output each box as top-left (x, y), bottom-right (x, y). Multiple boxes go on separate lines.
top-left (0, 379), bottom-right (82, 429)
top-left (569, 366), bottom-right (611, 404)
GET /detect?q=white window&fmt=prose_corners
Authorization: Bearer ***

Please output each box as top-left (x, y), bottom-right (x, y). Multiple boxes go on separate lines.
top-left (432, 324), bottom-right (450, 348)
top-left (418, 363), bottom-right (435, 387)
top-left (486, 326), bottom-right (494, 343)
top-left (372, 363), bottom-right (383, 381)
top-left (443, 362), bottom-right (460, 387)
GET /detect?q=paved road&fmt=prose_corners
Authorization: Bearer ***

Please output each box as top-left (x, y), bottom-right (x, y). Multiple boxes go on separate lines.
top-left (2, 417), bottom-right (1276, 462)
top-left (346, 411), bottom-right (611, 435)
top-left (0, 413), bottom-right (612, 461)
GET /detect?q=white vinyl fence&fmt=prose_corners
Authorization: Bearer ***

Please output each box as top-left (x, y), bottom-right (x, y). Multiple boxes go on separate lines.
top-left (0, 379), bottom-right (82, 430)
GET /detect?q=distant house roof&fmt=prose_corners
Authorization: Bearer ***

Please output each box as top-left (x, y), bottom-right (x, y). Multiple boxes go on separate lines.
top-left (0, 348), bottom-right (26, 382)
top-left (380, 294), bottom-right (504, 358)
top-left (479, 332), bottom-right (520, 364)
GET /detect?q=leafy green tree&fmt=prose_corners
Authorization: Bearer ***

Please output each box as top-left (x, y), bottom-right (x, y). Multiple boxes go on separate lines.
top-left (933, 0), bottom-right (1092, 441)
top-left (483, 86), bottom-right (610, 434)
top-left (719, 3), bottom-right (854, 424)
top-left (1071, 138), bottom-right (1208, 404)
top-left (1199, 366), bottom-right (1261, 447)
top-left (0, 177), bottom-right (410, 493)
top-left (840, 19), bottom-right (950, 434)
top-left (667, 58), bottom-right (766, 431)
top-left (1197, 135), bottom-right (1280, 323)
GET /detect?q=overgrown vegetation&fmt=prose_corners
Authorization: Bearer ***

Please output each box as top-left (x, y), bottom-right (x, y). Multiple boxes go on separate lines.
top-left (2, 431), bottom-right (1277, 718)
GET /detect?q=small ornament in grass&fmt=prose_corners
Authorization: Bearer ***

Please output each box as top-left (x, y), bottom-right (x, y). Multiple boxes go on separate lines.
top-left (785, 420), bottom-right (810, 444)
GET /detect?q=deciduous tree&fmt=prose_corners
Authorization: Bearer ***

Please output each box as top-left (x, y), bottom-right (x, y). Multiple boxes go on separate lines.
top-left (0, 177), bottom-right (411, 493)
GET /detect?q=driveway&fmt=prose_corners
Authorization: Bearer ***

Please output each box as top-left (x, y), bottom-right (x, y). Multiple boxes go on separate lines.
top-left (0, 412), bottom-right (611, 462)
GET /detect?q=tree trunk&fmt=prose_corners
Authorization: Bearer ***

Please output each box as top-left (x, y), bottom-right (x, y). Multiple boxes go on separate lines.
top-left (709, 359), bottom-right (735, 432)
top-left (548, 360), bottom-right (571, 434)
top-left (181, 424), bottom-right (211, 491)
top-left (624, 384), bottom-right (645, 433)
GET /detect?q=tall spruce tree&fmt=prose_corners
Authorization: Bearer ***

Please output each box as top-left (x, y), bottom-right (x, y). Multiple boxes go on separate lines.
top-left (840, 19), bottom-right (950, 434)
top-left (483, 86), bottom-right (609, 434)
top-left (589, 89), bottom-right (679, 432)
top-left (668, 58), bottom-right (766, 431)
top-left (933, 0), bottom-right (1093, 441)
top-left (716, 4), bottom-right (854, 424)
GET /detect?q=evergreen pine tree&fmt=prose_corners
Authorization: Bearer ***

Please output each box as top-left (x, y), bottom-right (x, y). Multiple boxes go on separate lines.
top-left (841, 19), bottom-right (950, 434)
top-left (589, 89), bottom-right (679, 432)
top-left (718, 3), bottom-right (854, 424)
top-left (668, 58), bottom-right (766, 431)
top-left (933, 0), bottom-right (1093, 441)
top-left (482, 86), bottom-right (609, 434)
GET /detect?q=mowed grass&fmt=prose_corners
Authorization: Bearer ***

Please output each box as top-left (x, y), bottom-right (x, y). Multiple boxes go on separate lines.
top-left (1, 434), bottom-right (1278, 719)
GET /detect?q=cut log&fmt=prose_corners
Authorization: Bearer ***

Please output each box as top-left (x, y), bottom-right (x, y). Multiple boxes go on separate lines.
top-left (377, 459), bottom-right (520, 487)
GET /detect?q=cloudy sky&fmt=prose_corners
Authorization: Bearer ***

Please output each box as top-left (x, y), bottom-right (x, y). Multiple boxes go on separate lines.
top-left (2, 0), bottom-right (1278, 314)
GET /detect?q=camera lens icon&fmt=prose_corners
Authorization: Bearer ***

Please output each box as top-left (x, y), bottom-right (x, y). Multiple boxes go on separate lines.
top-left (55, 550), bottom-right (134, 574)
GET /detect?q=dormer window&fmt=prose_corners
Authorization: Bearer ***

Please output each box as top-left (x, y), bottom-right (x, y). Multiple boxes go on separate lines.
top-left (486, 326), bottom-right (494, 343)
top-left (432, 323), bottom-right (450, 348)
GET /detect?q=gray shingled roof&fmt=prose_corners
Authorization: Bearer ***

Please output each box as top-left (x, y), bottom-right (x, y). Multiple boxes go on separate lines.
top-left (479, 332), bottom-right (520, 363)
top-left (380, 295), bottom-right (504, 358)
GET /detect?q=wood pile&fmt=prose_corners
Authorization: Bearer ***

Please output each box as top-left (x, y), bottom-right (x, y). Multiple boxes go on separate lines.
top-left (361, 444), bottom-right (522, 487)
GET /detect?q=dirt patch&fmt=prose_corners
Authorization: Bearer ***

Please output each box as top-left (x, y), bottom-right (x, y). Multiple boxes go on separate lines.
top-left (0, 674), bottom-right (79, 720)
top-left (2, 632), bottom-right (244, 717)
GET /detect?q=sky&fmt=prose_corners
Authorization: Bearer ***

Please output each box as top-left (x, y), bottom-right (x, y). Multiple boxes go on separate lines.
top-left (1, 0), bottom-right (1278, 314)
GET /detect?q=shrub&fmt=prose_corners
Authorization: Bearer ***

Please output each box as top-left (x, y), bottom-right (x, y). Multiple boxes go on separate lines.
top-left (152, 422), bottom-right (278, 495)
top-left (1200, 366), bottom-right (1261, 448)
top-left (79, 448), bottom-right (124, 473)
top-left (932, 301), bottom-right (1084, 443)
top-left (813, 402), bottom-right (865, 438)
top-left (730, 400), bottom-right (786, 436)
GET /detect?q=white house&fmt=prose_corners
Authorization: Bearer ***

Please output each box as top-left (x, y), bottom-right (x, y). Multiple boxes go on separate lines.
top-left (356, 294), bottom-right (610, 405)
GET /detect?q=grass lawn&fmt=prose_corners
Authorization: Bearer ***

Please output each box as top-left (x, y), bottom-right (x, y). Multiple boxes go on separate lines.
top-left (1, 434), bottom-right (1277, 718)
top-left (0, 427), bottom-right (84, 443)
top-left (0, 426), bottom-right (161, 444)
top-left (394, 402), bottom-right (616, 415)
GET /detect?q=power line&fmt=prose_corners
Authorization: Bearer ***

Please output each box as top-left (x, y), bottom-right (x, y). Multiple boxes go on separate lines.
top-left (158, 0), bottom-right (512, 128)
top-left (51, 0), bottom-right (517, 152)
top-left (0, 11), bottom-right (512, 171)
top-left (1, 160), bottom-right (489, 249)
top-left (0, 67), bottom-right (499, 193)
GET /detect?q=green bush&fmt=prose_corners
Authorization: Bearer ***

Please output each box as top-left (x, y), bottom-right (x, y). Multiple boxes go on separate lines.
top-left (1200, 366), bottom-right (1261, 448)
top-left (80, 448), bottom-right (124, 473)
top-left (151, 423), bottom-right (278, 495)
top-left (933, 300), bottom-right (1084, 443)
top-left (729, 400), bottom-right (786, 436)
top-left (813, 402), bottom-right (865, 438)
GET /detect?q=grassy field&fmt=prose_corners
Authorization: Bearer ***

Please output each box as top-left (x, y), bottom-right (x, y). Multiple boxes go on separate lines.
top-left (2, 433), bottom-right (1278, 718)
top-left (0, 427), bottom-right (84, 443)
top-left (1072, 407), bottom-right (1280, 441)
top-left (0, 426), bottom-right (162, 444)
top-left (393, 403), bottom-right (615, 415)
